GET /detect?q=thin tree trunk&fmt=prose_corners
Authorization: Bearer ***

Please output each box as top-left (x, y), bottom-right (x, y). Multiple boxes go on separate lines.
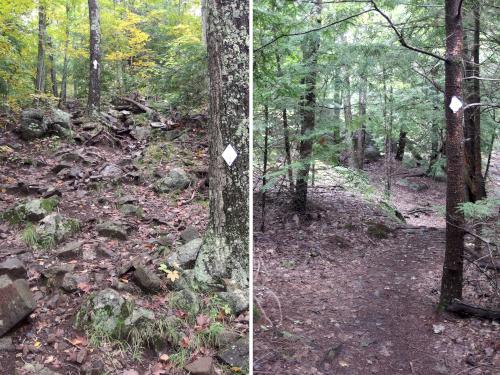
top-left (261, 105), bottom-right (269, 232)
top-left (463, 0), bottom-right (486, 202)
top-left (47, 37), bottom-right (58, 97)
top-left (35, 4), bottom-right (47, 94)
top-left (383, 68), bottom-right (392, 196)
top-left (440, 0), bottom-right (466, 309)
top-left (294, 0), bottom-right (321, 213)
top-left (354, 74), bottom-right (367, 170)
top-left (484, 133), bottom-right (495, 181)
top-left (276, 54), bottom-right (294, 192)
top-left (333, 75), bottom-right (342, 143)
top-left (194, 0), bottom-right (249, 288)
top-left (60, 2), bottom-right (71, 105)
top-left (88, 0), bottom-right (101, 116)
top-left (343, 72), bottom-right (353, 167)
top-left (427, 121), bottom-right (440, 172)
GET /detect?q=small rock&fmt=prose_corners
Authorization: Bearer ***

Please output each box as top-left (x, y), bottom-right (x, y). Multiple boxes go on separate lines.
top-left (0, 257), bottom-right (27, 280)
top-left (0, 336), bottom-right (15, 351)
top-left (184, 357), bottom-right (213, 375)
top-left (119, 204), bottom-right (142, 217)
top-left (170, 289), bottom-right (200, 314)
top-left (216, 337), bottom-right (248, 370)
top-left (117, 195), bottom-right (138, 205)
top-left (167, 238), bottom-right (203, 269)
top-left (54, 241), bottom-right (82, 260)
top-left (180, 226), bottom-right (200, 244)
top-left (22, 362), bottom-right (62, 375)
top-left (96, 221), bottom-right (128, 240)
top-left (100, 164), bottom-right (123, 179)
top-left (133, 264), bottom-right (161, 292)
top-left (217, 289), bottom-right (248, 315)
top-left (61, 273), bottom-right (79, 292)
top-left (154, 168), bottom-right (190, 193)
top-left (0, 275), bottom-right (36, 336)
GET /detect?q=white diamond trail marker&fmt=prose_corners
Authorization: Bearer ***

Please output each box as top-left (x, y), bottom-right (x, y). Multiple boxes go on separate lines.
top-left (449, 96), bottom-right (463, 113)
top-left (222, 144), bottom-right (238, 166)
top-left (93, 60), bottom-right (98, 70)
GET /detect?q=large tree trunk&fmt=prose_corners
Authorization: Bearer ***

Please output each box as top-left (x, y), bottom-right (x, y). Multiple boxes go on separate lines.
top-left (276, 54), bottom-right (294, 192)
top-left (463, 1), bottom-right (486, 202)
top-left (60, 2), bottom-right (71, 105)
top-left (293, 1), bottom-right (321, 213)
top-left (35, 4), bottom-right (47, 93)
top-left (194, 0), bottom-right (249, 289)
top-left (87, 0), bottom-right (101, 116)
top-left (439, 0), bottom-right (466, 308)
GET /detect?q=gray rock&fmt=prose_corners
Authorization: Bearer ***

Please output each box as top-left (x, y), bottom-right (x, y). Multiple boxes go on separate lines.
top-left (36, 213), bottom-right (80, 246)
top-left (167, 238), bottom-right (202, 269)
top-left (154, 168), bottom-right (190, 193)
top-left (180, 226), bottom-right (200, 244)
top-left (51, 162), bottom-right (73, 174)
top-left (19, 109), bottom-right (47, 140)
top-left (133, 264), bottom-right (161, 292)
top-left (54, 241), bottom-right (82, 260)
top-left (184, 357), bottom-right (213, 375)
top-left (119, 204), bottom-right (142, 217)
top-left (61, 273), bottom-right (79, 292)
top-left (100, 164), bottom-right (123, 179)
top-left (217, 289), bottom-right (249, 315)
top-left (0, 257), bottom-right (27, 280)
top-left (42, 264), bottom-right (75, 287)
top-left (117, 195), bottom-right (138, 205)
top-left (0, 275), bottom-right (36, 336)
top-left (0, 336), bottom-right (15, 351)
top-left (216, 337), bottom-right (248, 370)
top-left (170, 289), bottom-right (200, 315)
top-left (96, 221), bottom-right (128, 240)
top-left (22, 362), bottom-right (62, 375)
top-left (3, 198), bottom-right (59, 224)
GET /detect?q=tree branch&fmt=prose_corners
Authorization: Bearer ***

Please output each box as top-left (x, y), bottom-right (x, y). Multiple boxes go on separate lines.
top-left (370, 1), bottom-right (446, 62)
top-left (254, 8), bottom-right (374, 52)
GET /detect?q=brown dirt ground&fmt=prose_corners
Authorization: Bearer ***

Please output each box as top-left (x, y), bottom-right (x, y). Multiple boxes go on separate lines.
top-left (253, 160), bottom-right (499, 375)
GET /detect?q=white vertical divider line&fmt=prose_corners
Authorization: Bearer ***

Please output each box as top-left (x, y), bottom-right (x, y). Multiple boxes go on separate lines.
top-left (248, 0), bottom-right (254, 373)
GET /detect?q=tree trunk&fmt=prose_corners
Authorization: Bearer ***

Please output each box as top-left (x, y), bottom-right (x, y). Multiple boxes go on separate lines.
top-left (87, 0), bottom-right (101, 116)
top-left (294, 0), bottom-right (321, 213)
top-left (383, 69), bottom-right (392, 196)
top-left (333, 75), bottom-right (342, 143)
top-left (35, 4), bottom-right (47, 94)
top-left (439, 0), bottom-right (466, 309)
top-left (395, 129), bottom-right (406, 161)
top-left (47, 37), bottom-right (58, 97)
top-left (261, 105), bottom-right (269, 232)
top-left (343, 72), bottom-right (354, 167)
top-left (353, 74), bottom-right (367, 170)
top-left (201, 0), bottom-right (208, 46)
top-left (60, 2), bottom-right (71, 105)
top-left (194, 0), bottom-right (249, 289)
top-left (276, 54), bottom-right (294, 192)
top-left (463, 1), bottom-right (486, 202)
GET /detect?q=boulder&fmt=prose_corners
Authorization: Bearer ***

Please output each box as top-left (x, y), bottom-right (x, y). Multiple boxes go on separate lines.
top-left (96, 221), bottom-right (128, 240)
top-left (217, 289), bottom-right (248, 315)
top-left (154, 168), bottom-right (190, 193)
top-left (100, 164), bottom-right (123, 179)
top-left (216, 337), bottom-right (248, 370)
top-left (119, 204), bottom-right (142, 217)
top-left (170, 289), bottom-right (200, 315)
top-left (133, 264), bottom-right (161, 292)
top-left (3, 197), bottom-right (59, 224)
top-left (180, 226), bottom-right (200, 244)
top-left (19, 108), bottom-right (71, 140)
top-left (166, 238), bottom-right (202, 269)
top-left (0, 257), bottom-right (27, 280)
top-left (184, 357), bottom-right (214, 375)
top-left (42, 264), bottom-right (75, 287)
top-left (0, 275), bottom-right (36, 336)
top-left (54, 241), bottom-right (83, 260)
top-left (35, 214), bottom-right (80, 247)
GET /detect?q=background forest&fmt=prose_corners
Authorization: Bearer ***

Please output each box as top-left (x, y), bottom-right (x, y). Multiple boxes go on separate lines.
top-left (0, 0), bottom-right (207, 112)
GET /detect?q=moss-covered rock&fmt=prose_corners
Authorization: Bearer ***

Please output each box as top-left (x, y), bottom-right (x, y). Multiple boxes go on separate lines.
top-left (170, 289), bottom-right (200, 315)
top-left (2, 197), bottom-right (59, 224)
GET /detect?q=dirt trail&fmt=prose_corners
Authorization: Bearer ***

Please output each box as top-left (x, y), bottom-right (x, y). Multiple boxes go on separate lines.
top-left (254, 163), bottom-right (498, 375)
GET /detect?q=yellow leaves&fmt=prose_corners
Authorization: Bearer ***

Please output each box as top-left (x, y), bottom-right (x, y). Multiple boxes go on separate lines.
top-left (166, 269), bottom-right (180, 282)
top-left (34, 341), bottom-right (42, 348)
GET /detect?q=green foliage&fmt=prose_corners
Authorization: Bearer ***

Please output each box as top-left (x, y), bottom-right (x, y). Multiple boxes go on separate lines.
top-left (459, 198), bottom-right (500, 221)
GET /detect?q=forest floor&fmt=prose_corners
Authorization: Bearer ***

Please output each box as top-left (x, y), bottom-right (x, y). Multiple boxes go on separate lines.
top-left (0, 102), bottom-right (248, 375)
top-left (254, 159), bottom-right (499, 375)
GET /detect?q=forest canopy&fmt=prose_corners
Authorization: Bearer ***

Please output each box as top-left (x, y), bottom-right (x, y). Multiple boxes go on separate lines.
top-left (0, 0), bottom-right (207, 112)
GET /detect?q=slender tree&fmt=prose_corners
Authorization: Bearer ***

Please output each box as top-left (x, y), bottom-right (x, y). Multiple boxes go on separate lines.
top-left (35, 3), bottom-right (47, 93)
top-left (47, 37), bottom-right (58, 97)
top-left (60, 1), bottom-right (71, 105)
top-left (194, 0), bottom-right (249, 288)
top-left (87, 0), bottom-right (101, 115)
top-left (294, 0), bottom-right (321, 212)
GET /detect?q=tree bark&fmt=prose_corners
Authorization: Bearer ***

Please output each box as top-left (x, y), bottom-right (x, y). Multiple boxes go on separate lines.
top-left (35, 4), bottom-right (47, 94)
top-left (261, 105), bottom-right (269, 232)
top-left (87, 0), bottom-right (101, 116)
top-left (343, 72), bottom-right (354, 167)
top-left (439, 0), bottom-right (466, 309)
top-left (353, 74), bottom-right (367, 170)
top-left (395, 129), bottom-right (406, 161)
top-left (194, 0), bottom-right (249, 289)
top-left (294, 0), bottom-right (321, 213)
top-left (276, 54), bottom-right (294, 192)
top-left (47, 37), bottom-right (58, 97)
top-left (463, 1), bottom-right (486, 202)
